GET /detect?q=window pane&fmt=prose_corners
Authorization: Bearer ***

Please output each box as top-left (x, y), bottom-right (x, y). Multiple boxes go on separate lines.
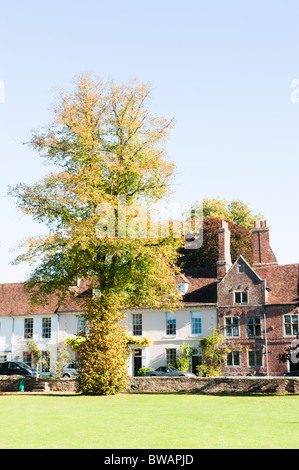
top-left (226, 326), bottom-right (232, 337)
top-left (77, 317), bottom-right (86, 334)
top-left (256, 351), bottom-right (262, 365)
top-left (166, 313), bottom-right (176, 335)
top-left (285, 324), bottom-right (292, 335)
top-left (166, 348), bottom-right (176, 365)
top-left (23, 352), bottom-right (32, 368)
top-left (255, 324), bottom-right (261, 336)
top-left (191, 312), bottom-right (201, 335)
top-left (133, 314), bottom-right (142, 336)
top-left (248, 351), bottom-right (254, 366)
top-left (226, 317), bottom-right (239, 337)
top-left (233, 351), bottom-right (240, 366)
top-left (41, 351), bottom-right (50, 373)
top-left (24, 318), bottom-right (33, 339)
top-left (235, 292), bottom-right (241, 303)
top-left (42, 318), bottom-right (51, 339)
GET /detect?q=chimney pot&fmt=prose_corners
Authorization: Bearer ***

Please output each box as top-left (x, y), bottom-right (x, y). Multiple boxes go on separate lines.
top-left (252, 220), bottom-right (277, 266)
top-left (217, 220), bottom-right (232, 279)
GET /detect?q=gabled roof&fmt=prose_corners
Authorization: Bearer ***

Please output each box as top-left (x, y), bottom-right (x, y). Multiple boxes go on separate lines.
top-left (219, 255), bottom-right (265, 284)
top-left (254, 263), bottom-right (299, 305)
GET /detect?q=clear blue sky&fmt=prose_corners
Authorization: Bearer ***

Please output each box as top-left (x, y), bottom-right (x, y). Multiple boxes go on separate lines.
top-left (1, 0), bottom-right (299, 282)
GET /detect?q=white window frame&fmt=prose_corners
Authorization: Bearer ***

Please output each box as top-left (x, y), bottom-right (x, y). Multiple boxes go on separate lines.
top-left (247, 316), bottom-right (262, 337)
top-left (234, 291), bottom-right (249, 304)
top-left (166, 312), bottom-right (176, 336)
top-left (248, 349), bottom-right (263, 367)
top-left (166, 348), bottom-right (177, 365)
top-left (132, 313), bottom-right (142, 336)
top-left (42, 317), bottom-right (52, 339)
top-left (191, 312), bottom-right (202, 336)
top-left (226, 350), bottom-right (241, 367)
top-left (24, 318), bottom-right (33, 339)
top-left (283, 314), bottom-right (299, 336)
top-left (225, 316), bottom-right (240, 337)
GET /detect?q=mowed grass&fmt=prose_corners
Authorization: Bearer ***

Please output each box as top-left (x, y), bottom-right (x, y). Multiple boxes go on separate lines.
top-left (0, 393), bottom-right (298, 449)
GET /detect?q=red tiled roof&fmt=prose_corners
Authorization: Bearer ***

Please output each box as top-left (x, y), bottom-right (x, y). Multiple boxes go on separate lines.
top-left (0, 283), bottom-right (82, 317)
top-left (255, 263), bottom-right (299, 305)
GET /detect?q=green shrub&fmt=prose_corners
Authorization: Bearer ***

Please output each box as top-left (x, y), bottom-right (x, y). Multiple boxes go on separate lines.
top-left (137, 367), bottom-right (154, 376)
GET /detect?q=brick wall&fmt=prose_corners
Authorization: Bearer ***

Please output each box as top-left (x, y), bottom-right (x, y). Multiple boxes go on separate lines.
top-left (1, 376), bottom-right (298, 395)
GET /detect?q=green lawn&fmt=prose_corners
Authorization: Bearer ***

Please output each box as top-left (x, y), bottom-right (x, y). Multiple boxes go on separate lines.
top-left (0, 393), bottom-right (298, 449)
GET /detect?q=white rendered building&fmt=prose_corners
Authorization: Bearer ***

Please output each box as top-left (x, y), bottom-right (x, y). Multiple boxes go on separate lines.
top-left (0, 267), bottom-right (218, 376)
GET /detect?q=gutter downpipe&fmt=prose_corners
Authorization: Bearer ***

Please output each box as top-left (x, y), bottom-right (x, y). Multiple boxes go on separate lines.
top-left (263, 303), bottom-right (269, 377)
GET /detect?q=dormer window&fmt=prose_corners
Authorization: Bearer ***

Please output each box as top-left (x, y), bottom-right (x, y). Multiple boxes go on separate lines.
top-left (234, 291), bottom-right (248, 304)
top-left (177, 283), bottom-right (189, 295)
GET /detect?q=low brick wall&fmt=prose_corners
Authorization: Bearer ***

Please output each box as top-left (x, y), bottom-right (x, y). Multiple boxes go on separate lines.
top-left (0, 375), bottom-right (298, 394)
top-left (39, 378), bottom-right (78, 392)
top-left (0, 375), bottom-right (36, 392)
top-left (127, 376), bottom-right (299, 395)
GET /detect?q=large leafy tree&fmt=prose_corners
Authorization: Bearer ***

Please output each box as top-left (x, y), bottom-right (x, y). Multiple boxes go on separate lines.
top-left (202, 197), bottom-right (264, 230)
top-left (9, 75), bottom-right (182, 394)
top-left (178, 197), bottom-right (262, 269)
top-left (178, 217), bottom-right (253, 268)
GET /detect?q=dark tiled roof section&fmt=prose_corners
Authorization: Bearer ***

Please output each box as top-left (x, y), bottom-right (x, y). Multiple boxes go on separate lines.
top-left (182, 267), bottom-right (217, 304)
top-left (255, 263), bottom-right (299, 305)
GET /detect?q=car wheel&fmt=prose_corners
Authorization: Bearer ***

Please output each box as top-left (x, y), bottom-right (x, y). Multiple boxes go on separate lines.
top-left (149, 374), bottom-right (156, 377)
top-left (62, 373), bottom-right (70, 378)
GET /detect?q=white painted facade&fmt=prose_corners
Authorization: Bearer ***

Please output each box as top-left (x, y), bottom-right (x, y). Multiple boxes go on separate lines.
top-left (126, 307), bottom-right (217, 376)
top-left (0, 305), bottom-right (217, 376)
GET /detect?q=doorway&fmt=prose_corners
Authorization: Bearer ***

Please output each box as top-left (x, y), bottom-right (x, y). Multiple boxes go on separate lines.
top-left (192, 355), bottom-right (202, 375)
top-left (133, 349), bottom-right (142, 376)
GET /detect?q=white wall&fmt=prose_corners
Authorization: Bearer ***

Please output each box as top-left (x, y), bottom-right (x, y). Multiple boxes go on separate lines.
top-left (0, 307), bottom-right (218, 376)
top-left (126, 307), bottom-right (217, 374)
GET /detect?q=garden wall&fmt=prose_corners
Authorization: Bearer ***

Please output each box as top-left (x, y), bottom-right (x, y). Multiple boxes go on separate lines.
top-left (0, 375), bottom-right (298, 395)
top-left (127, 376), bottom-right (299, 395)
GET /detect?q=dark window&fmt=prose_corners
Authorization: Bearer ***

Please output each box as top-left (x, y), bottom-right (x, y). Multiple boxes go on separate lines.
top-left (247, 317), bottom-right (262, 337)
top-left (227, 350), bottom-right (240, 366)
top-left (284, 315), bottom-right (298, 336)
top-left (234, 291), bottom-right (248, 304)
top-left (248, 350), bottom-right (262, 366)
top-left (225, 316), bottom-right (240, 337)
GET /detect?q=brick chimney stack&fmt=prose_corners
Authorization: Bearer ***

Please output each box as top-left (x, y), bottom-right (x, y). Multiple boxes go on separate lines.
top-left (252, 220), bottom-right (277, 267)
top-left (217, 220), bottom-right (232, 279)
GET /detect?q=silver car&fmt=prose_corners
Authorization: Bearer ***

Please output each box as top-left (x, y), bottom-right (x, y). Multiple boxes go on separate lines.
top-left (62, 363), bottom-right (79, 378)
top-left (145, 366), bottom-right (196, 377)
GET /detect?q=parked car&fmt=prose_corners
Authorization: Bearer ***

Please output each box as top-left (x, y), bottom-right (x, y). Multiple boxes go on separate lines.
top-left (145, 366), bottom-right (196, 377)
top-left (0, 361), bottom-right (37, 376)
top-left (62, 363), bottom-right (79, 378)
top-left (284, 370), bottom-right (299, 377)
